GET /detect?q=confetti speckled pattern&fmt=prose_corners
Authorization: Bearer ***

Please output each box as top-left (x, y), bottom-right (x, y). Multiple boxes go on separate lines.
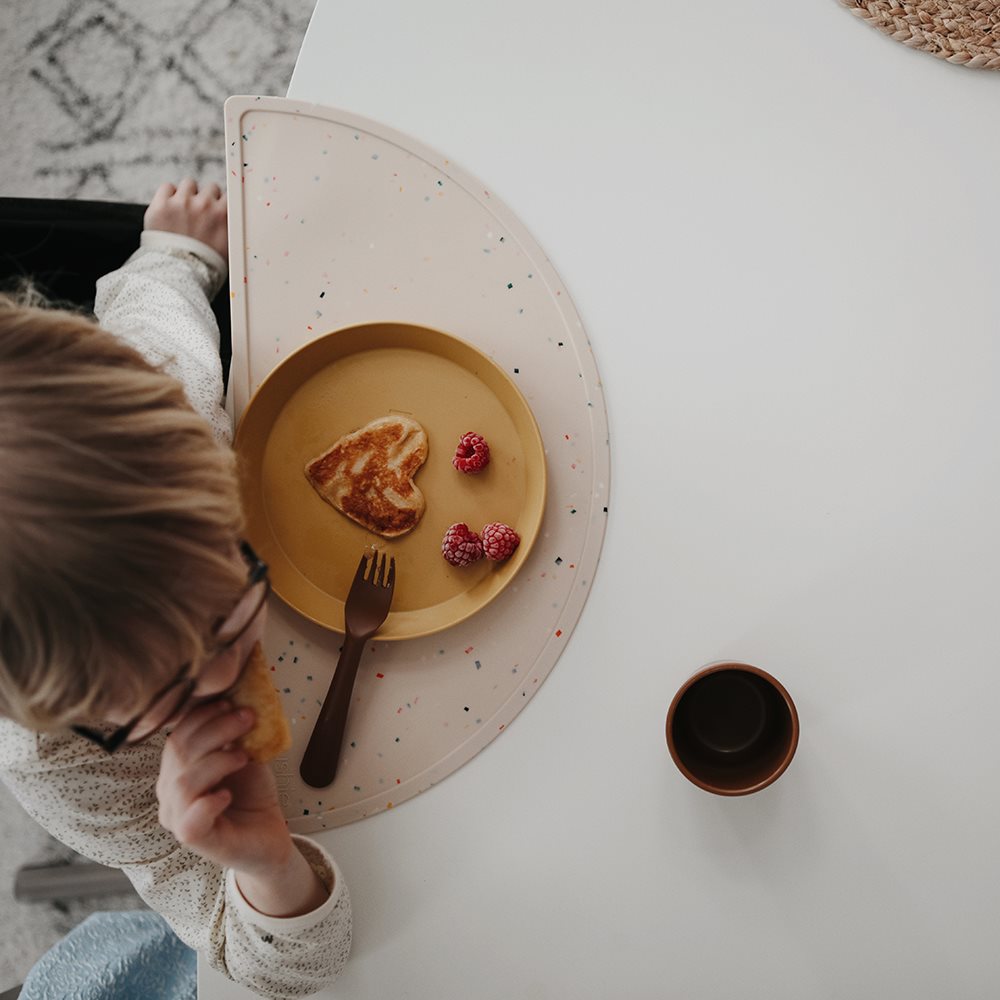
top-left (224, 96), bottom-right (609, 830)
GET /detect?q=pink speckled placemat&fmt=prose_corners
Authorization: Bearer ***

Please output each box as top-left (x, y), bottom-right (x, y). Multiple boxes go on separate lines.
top-left (224, 96), bottom-right (609, 830)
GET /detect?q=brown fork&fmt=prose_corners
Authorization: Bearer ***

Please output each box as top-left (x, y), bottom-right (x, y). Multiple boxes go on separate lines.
top-left (300, 551), bottom-right (396, 788)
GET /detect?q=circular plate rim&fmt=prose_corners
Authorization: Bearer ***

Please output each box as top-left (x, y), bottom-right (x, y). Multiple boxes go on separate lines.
top-left (234, 321), bottom-right (548, 640)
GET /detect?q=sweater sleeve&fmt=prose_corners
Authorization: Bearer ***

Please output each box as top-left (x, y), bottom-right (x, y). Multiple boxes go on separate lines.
top-left (93, 230), bottom-right (232, 446)
top-left (0, 722), bottom-right (351, 999)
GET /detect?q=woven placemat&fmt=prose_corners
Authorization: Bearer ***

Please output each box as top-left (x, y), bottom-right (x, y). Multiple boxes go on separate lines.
top-left (840, 1), bottom-right (1000, 68)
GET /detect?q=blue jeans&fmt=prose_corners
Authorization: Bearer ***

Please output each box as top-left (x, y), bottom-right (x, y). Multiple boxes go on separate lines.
top-left (19, 911), bottom-right (196, 1000)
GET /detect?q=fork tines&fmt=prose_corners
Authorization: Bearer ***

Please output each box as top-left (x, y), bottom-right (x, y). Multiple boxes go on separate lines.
top-left (359, 550), bottom-right (395, 588)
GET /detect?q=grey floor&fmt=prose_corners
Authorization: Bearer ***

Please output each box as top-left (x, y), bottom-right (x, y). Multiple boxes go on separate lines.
top-left (0, 0), bottom-right (313, 988)
top-left (0, 783), bottom-right (146, 991)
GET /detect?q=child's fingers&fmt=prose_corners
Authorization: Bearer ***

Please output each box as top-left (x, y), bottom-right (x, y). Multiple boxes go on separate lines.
top-left (174, 705), bottom-right (255, 765)
top-left (173, 788), bottom-right (232, 844)
top-left (168, 698), bottom-right (254, 757)
top-left (157, 745), bottom-right (242, 833)
top-left (143, 183), bottom-right (177, 226)
top-left (167, 698), bottom-right (233, 747)
top-left (173, 748), bottom-right (248, 807)
top-left (167, 699), bottom-right (232, 761)
top-left (142, 178), bottom-right (228, 252)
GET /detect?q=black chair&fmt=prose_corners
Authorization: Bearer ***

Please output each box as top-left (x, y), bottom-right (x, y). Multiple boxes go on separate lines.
top-left (0, 197), bottom-right (231, 385)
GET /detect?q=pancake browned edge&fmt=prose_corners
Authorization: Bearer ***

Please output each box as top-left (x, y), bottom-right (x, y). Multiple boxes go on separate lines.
top-left (304, 414), bottom-right (429, 538)
top-left (231, 642), bottom-right (292, 763)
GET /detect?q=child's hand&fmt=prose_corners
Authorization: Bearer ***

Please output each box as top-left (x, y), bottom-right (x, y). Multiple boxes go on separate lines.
top-left (157, 698), bottom-right (328, 916)
top-left (145, 179), bottom-right (228, 262)
top-left (156, 699), bottom-right (292, 878)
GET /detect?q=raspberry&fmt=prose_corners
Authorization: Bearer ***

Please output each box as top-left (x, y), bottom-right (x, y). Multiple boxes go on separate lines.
top-left (452, 431), bottom-right (491, 474)
top-left (481, 522), bottom-right (520, 561)
top-left (441, 523), bottom-right (484, 566)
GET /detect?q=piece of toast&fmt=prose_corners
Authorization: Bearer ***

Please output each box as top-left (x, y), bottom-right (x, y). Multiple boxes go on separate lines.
top-left (304, 414), bottom-right (429, 538)
top-left (231, 642), bottom-right (292, 763)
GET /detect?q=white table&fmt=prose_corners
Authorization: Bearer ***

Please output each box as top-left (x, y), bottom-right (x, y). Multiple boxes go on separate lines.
top-left (202, 2), bottom-right (1000, 997)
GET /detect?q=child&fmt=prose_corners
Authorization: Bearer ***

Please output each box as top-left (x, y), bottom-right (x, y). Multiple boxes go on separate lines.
top-left (0, 180), bottom-right (350, 997)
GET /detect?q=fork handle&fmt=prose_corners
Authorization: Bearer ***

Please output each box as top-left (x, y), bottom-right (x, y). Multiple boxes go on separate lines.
top-left (300, 634), bottom-right (367, 788)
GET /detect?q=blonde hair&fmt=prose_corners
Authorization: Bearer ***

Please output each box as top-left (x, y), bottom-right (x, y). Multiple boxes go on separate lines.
top-left (0, 291), bottom-right (247, 731)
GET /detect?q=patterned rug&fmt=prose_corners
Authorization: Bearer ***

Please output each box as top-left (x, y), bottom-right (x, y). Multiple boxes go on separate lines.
top-left (1, 0), bottom-right (314, 201)
top-left (0, 0), bottom-right (313, 988)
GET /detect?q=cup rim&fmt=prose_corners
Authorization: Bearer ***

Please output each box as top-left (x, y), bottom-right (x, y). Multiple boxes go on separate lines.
top-left (665, 661), bottom-right (799, 796)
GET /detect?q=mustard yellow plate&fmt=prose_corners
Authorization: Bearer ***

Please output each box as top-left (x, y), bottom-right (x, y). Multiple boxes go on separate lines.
top-left (234, 323), bottom-right (547, 639)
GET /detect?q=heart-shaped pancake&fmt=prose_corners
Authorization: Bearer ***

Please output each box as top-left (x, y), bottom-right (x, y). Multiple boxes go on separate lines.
top-left (304, 414), bottom-right (428, 537)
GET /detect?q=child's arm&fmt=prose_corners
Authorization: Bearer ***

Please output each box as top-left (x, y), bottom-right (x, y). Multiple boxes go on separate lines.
top-left (0, 721), bottom-right (351, 996)
top-left (155, 698), bottom-right (331, 919)
top-left (93, 180), bottom-right (232, 444)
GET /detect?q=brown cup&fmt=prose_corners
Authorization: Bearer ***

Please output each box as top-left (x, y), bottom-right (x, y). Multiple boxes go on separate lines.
top-left (665, 662), bottom-right (799, 796)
